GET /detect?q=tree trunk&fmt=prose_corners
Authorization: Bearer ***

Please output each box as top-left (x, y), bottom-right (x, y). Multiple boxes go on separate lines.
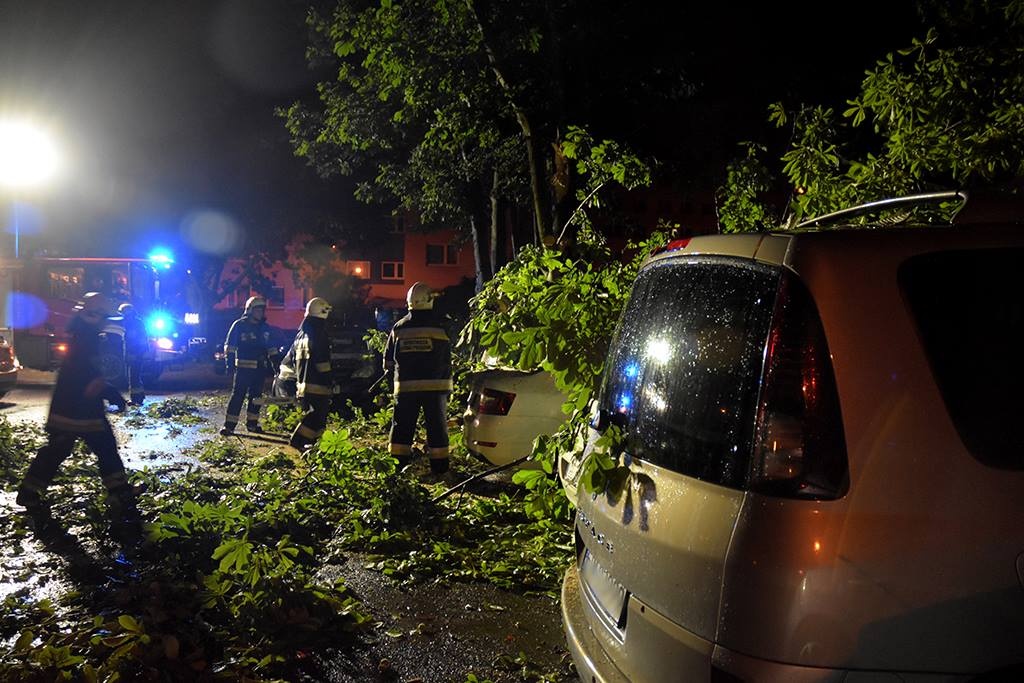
top-left (489, 167), bottom-right (499, 276)
top-left (469, 214), bottom-right (485, 293)
top-left (465, 0), bottom-right (548, 244)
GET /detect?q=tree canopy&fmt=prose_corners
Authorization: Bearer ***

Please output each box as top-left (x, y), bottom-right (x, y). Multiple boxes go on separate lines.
top-left (718, 0), bottom-right (1024, 231)
top-left (282, 0), bottom-right (693, 286)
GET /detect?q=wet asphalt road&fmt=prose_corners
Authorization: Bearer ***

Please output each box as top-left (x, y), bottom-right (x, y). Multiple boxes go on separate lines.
top-left (0, 366), bottom-right (577, 682)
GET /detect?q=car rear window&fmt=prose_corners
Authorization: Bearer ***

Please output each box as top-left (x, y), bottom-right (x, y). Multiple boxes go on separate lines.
top-left (600, 258), bottom-right (778, 488)
top-left (899, 248), bottom-right (1024, 469)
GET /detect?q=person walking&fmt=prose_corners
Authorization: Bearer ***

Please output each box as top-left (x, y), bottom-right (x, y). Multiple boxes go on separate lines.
top-left (384, 282), bottom-right (452, 476)
top-left (16, 292), bottom-right (138, 529)
top-left (117, 302), bottom-right (150, 405)
top-left (288, 297), bottom-right (334, 451)
top-left (221, 295), bottom-right (273, 436)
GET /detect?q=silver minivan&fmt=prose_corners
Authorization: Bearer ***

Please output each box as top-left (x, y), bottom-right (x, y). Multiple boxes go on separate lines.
top-left (560, 194), bottom-right (1024, 682)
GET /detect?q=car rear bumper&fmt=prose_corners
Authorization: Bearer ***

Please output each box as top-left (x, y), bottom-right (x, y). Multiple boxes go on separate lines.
top-left (562, 564), bottom-right (630, 683)
top-left (563, 564), bottom-right (929, 683)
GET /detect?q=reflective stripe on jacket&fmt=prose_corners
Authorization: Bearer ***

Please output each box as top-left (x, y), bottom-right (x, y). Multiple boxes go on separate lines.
top-left (292, 318), bottom-right (333, 397)
top-left (224, 315), bottom-right (273, 369)
top-left (384, 311), bottom-right (452, 394)
top-left (47, 318), bottom-right (124, 434)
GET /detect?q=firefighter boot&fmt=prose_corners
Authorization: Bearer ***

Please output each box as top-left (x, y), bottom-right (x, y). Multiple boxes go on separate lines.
top-left (107, 488), bottom-right (143, 544)
top-left (16, 486), bottom-right (50, 516)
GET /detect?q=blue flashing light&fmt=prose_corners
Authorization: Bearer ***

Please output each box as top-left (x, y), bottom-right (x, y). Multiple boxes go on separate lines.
top-left (623, 361), bottom-right (640, 379)
top-left (146, 312), bottom-right (174, 336)
top-left (617, 392), bottom-right (632, 410)
top-left (148, 248), bottom-right (174, 270)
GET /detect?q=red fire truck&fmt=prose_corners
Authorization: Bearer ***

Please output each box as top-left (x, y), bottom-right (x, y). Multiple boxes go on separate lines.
top-left (3, 252), bottom-right (209, 385)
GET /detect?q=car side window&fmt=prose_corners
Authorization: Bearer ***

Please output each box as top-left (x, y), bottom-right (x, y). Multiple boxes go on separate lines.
top-left (601, 258), bottom-right (778, 489)
top-left (899, 248), bottom-right (1024, 469)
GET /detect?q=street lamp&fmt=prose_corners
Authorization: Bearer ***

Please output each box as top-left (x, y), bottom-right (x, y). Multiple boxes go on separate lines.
top-left (0, 118), bottom-right (61, 258)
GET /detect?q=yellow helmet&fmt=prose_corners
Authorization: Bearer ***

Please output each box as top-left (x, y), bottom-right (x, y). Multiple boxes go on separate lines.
top-left (406, 282), bottom-right (434, 310)
top-left (244, 296), bottom-right (267, 314)
top-left (305, 297), bottom-right (332, 319)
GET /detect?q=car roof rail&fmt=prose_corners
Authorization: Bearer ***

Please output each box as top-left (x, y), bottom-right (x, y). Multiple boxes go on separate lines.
top-left (795, 190), bottom-right (968, 229)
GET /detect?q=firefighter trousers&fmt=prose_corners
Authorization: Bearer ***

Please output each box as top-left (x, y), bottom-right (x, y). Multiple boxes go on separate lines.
top-left (125, 354), bottom-right (145, 403)
top-left (225, 367), bottom-right (265, 431)
top-left (389, 391), bottom-right (449, 473)
top-left (20, 423), bottom-right (130, 497)
top-left (290, 395), bottom-right (330, 450)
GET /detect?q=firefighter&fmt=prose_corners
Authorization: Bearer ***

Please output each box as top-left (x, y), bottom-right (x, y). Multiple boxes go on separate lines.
top-left (16, 292), bottom-right (138, 529)
top-left (272, 342), bottom-right (298, 398)
top-left (288, 297), bottom-right (334, 451)
top-left (384, 282), bottom-right (452, 475)
top-left (220, 295), bottom-right (273, 436)
top-left (117, 302), bottom-right (150, 405)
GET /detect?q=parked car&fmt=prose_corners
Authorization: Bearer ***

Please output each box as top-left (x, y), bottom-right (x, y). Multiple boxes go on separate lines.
top-left (0, 332), bottom-right (20, 398)
top-left (326, 321), bottom-right (380, 409)
top-left (463, 367), bottom-right (568, 467)
top-left (560, 192), bottom-right (1024, 682)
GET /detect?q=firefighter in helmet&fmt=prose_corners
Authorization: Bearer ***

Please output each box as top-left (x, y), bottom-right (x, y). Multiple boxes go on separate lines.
top-left (117, 302), bottom-right (150, 405)
top-left (221, 295), bottom-right (274, 435)
top-left (288, 297), bottom-right (335, 451)
top-left (384, 282), bottom-right (452, 475)
top-left (17, 292), bottom-right (138, 532)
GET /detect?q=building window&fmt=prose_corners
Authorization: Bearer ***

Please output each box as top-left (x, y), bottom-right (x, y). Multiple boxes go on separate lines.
top-left (381, 261), bottom-right (405, 281)
top-left (391, 215), bottom-right (406, 233)
top-left (426, 244), bottom-right (458, 266)
top-left (265, 286), bottom-right (286, 309)
top-left (347, 260), bottom-right (371, 279)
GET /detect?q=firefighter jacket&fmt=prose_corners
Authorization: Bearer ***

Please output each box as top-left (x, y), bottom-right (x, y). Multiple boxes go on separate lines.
top-left (122, 313), bottom-right (150, 358)
top-left (384, 310), bottom-right (452, 394)
top-left (224, 315), bottom-right (273, 370)
top-left (277, 343), bottom-right (297, 382)
top-left (292, 317), bottom-right (333, 397)
top-left (48, 318), bottom-right (126, 434)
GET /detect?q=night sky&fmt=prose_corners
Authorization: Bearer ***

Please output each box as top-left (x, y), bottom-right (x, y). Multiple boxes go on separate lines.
top-left (0, 0), bottom-right (920, 259)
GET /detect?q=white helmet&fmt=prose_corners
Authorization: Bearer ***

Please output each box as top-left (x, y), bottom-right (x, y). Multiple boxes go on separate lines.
top-left (244, 296), bottom-right (267, 315)
top-left (75, 292), bottom-right (117, 325)
top-left (407, 282), bottom-right (434, 310)
top-left (305, 297), bottom-right (332, 319)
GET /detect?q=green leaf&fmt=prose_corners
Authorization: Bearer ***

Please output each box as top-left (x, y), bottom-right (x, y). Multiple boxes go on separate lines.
top-left (117, 615), bottom-right (142, 633)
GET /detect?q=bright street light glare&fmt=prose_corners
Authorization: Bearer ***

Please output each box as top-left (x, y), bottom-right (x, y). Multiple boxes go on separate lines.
top-left (0, 120), bottom-right (61, 189)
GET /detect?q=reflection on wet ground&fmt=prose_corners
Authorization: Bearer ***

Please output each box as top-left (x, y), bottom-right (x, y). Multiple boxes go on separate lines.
top-left (0, 371), bottom-right (576, 681)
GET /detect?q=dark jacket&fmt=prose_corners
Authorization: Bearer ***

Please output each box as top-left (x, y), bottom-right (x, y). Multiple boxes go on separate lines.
top-left (122, 313), bottom-right (150, 358)
top-left (48, 317), bottom-right (125, 433)
top-left (292, 317), bottom-right (333, 397)
top-left (224, 315), bottom-right (273, 370)
top-left (384, 310), bottom-right (452, 394)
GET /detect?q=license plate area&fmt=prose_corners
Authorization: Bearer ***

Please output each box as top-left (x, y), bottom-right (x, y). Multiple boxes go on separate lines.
top-left (579, 549), bottom-right (628, 638)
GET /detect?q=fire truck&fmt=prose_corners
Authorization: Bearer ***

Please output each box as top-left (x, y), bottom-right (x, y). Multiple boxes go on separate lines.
top-left (4, 251), bottom-right (209, 386)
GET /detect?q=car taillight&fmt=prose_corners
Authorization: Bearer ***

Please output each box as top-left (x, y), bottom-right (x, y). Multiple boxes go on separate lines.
top-left (751, 273), bottom-right (849, 500)
top-left (475, 387), bottom-right (516, 415)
